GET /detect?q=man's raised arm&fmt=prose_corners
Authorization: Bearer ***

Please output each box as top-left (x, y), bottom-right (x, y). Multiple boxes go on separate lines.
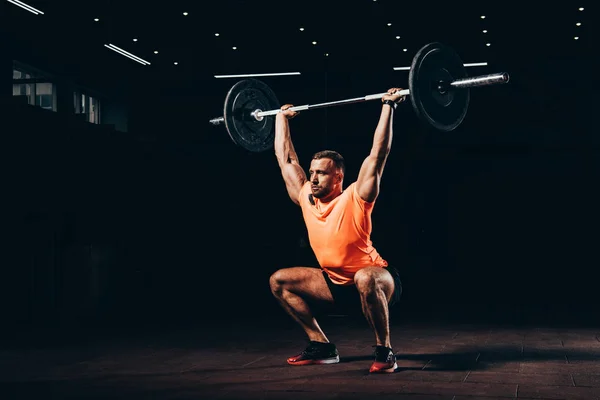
top-left (275, 105), bottom-right (308, 206)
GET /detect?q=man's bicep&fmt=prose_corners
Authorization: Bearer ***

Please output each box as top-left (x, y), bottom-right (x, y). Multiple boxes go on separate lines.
top-left (356, 155), bottom-right (386, 203)
top-left (281, 163), bottom-right (307, 205)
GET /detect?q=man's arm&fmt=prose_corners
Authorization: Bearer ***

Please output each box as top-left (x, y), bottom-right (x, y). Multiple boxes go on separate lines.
top-left (275, 105), bottom-right (307, 206)
top-left (356, 89), bottom-right (406, 203)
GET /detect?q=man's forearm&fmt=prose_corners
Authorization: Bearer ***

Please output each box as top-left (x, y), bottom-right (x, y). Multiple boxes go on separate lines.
top-left (275, 116), bottom-right (300, 166)
top-left (369, 104), bottom-right (394, 159)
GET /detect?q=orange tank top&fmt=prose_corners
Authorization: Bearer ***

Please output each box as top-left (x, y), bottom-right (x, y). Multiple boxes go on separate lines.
top-left (298, 181), bottom-right (388, 285)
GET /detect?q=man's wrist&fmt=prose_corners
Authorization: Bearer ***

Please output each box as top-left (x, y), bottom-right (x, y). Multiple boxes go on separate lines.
top-left (382, 99), bottom-right (397, 109)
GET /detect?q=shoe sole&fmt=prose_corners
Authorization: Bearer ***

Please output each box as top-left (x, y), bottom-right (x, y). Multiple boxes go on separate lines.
top-left (370, 361), bottom-right (398, 373)
top-left (287, 356), bottom-right (340, 366)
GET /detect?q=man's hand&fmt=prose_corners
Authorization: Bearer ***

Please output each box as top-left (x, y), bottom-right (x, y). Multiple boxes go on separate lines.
top-left (382, 88), bottom-right (406, 104)
top-left (278, 104), bottom-right (299, 119)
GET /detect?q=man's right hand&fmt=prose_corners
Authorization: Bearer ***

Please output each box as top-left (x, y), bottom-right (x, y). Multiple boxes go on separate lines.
top-left (279, 104), bottom-right (299, 119)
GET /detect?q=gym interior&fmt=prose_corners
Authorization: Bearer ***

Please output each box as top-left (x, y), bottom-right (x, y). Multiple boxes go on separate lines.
top-left (0, 1), bottom-right (597, 399)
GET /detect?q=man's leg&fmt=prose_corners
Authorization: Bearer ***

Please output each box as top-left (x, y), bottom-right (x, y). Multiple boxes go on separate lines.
top-left (270, 266), bottom-right (341, 365)
top-left (269, 266), bottom-right (334, 343)
top-left (354, 267), bottom-right (395, 346)
top-left (354, 267), bottom-right (397, 373)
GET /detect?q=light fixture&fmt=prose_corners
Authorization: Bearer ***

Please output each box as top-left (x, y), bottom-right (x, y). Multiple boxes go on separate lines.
top-left (215, 33), bottom-right (220, 36)
top-left (183, 11), bottom-right (188, 16)
top-left (133, 38), bottom-right (138, 42)
top-left (403, 48), bottom-right (407, 52)
top-left (578, 7), bottom-right (584, 11)
top-left (214, 72), bottom-right (301, 79)
top-left (486, 43), bottom-right (491, 46)
top-left (104, 44), bottom-right (151, 65)
top-left (483, 29), bottom-right (488, 33)
top-left (325, 53), bottom-right (329, 56)
top-left (396, 36), bottom-right (400, 39)
top-left (574, 36), bottom-right (579, 40)
top-left (387, 23), bottom-right (392, 26)
top-left (576, 22), bottom-right (581, 26)
top-left (174, 62), bottom-right (178, 65)
top-left (232, 46), bottom-right (237, 50)
top-left (480, 15), bottom-right (486, 19)
top-left (394, 62), bottom-right (487, 71)
top-left (154, 51), bottom-right (159, 54)
top-left (300, 27), bottom-right (304, 31)
top-left (6, 0), bottom-right (44, 14)
top-left (312, 41), bottom-right (317, 45)
top-left (94, 18), bottom-right (100, 22)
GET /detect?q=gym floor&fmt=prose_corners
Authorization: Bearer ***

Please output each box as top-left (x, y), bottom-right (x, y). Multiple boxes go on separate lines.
top-left (1, 313), bottom-right (600, 400)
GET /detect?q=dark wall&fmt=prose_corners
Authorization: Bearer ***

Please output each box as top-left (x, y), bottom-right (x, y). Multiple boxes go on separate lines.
top-left (1, 34), bottom-right (597, 333)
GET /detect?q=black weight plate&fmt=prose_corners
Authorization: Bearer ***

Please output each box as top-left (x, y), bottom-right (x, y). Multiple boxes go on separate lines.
top-left (409, 42), bottom-right (469, 132)
top-left (223, 79), bottom-right (280, 152)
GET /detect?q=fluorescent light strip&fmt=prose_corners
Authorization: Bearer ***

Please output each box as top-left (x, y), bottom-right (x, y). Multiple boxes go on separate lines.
top-left (107, 44), bottom-right (150, 65)
top-left (214, 72), bottom-right (301, 79)
top-left (104, 44), bottom-right (150, 65)
top-left (6, 0), bottom-right (44, 14)
top-left (393, 62), bottom-right (488, 71)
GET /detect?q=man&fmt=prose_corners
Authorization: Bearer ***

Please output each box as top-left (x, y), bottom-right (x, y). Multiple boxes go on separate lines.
top-left (269, 88), bottom-right (406, 374)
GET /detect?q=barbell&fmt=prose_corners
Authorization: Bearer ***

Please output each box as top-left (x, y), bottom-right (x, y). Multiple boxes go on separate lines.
top-left (209, 42), bottom-right (510, 152)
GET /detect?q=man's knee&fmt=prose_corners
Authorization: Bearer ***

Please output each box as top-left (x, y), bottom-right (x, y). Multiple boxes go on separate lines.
top-left (354, 268), bottom-right (394, 300)
top-left (269, 269), bottom-right (287, 295)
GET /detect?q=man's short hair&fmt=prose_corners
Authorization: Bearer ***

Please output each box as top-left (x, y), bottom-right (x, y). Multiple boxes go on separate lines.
top-left (312, 150), bottom-right (345, 175)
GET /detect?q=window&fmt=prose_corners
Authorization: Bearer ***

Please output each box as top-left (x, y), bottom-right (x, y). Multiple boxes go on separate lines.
top-left (74, 91), bottom-right (101, 124)
top-left (12, 62), bottom-right (57, 112)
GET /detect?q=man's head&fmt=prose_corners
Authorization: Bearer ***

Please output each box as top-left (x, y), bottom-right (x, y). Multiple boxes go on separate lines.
top-left (309, 150), bottom-right (345, 200)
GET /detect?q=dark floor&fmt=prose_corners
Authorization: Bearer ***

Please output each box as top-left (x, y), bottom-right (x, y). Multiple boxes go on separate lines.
top-left (1, 312), bottom-right (600, 400)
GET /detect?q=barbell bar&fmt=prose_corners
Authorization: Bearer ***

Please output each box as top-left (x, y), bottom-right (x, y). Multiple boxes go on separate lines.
top-left (209, 42), bottom-right (510, 152)
top-left (251, 72), bottom-right (508, 119)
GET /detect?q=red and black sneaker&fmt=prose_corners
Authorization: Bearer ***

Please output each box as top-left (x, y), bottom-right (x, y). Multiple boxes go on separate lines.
top-left (287, 341), bottom-right (340, 366)
top-left (369, 345), bottom-right (397, 373)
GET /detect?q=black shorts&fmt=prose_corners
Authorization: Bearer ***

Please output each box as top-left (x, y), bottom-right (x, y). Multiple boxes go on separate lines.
top-left (322, 266), bottom-right (403, 312)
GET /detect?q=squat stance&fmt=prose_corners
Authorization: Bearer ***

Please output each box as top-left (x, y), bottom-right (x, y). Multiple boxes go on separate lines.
top-left (269, 88), bottom-right (406, 373)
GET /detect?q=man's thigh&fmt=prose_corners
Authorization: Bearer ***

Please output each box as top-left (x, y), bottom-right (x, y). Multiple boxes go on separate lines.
top-left (272, 266), bottom-right (335, 304)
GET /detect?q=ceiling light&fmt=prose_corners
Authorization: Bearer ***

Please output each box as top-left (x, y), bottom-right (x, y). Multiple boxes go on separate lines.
top-left (6, 0), bottom-right (44, 14)
top-left (578, 7), bottom-right (584, 11)
top-left (574, 36), bottom-right (579, 40)
top-left (312, 41), bottom-right (317, 45)
top-left (94, 18), bottom-right (100, 22)
top-left (486, 43), bottom-right (491, 46)
top-left (325, 53), bottom-right (329, 56)
top-left (215, 33), bottom-right (220, 36)
top-left (396, 36), bottom-right (400, 39)
top-left (300, 27), bottom-right (304, 31)
top-left (154, 51), bottom-right (159, 54)
top-left (214, 72), bottom-right (301, 79)
top-left (480, 15), bottom-right (486, 19)
top-left (394, 62), bottom-right (488, 71)
top-left (483, 29), bottom-right (488, 33)
top-left (104, 44), bottom-right (150, 65)
top-left (403, 48), bottom-right (407, 52)
top-left (387, 23), bottom-right (392, 26)
top-left (576, 22), bottom-right (581, 26)
top-left (174, 62), bottom-right (178, 65)
top-left (183, 12), bottom-right (188, 16)
top-left (133, 38), bottom-right (138, 42)
top-left (232, 46), bottom-right (237, 50)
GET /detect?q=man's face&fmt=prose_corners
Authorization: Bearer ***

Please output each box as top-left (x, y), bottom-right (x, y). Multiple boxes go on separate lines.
top-left (308, 158), bottom-right (342, 199)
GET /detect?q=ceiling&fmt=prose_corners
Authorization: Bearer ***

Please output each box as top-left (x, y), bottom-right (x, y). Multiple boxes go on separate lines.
top-left (3, 0), bottom-right (592, 86)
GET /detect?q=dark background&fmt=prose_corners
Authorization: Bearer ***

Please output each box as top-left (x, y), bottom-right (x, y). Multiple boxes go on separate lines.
top-left (0, 1), bottom-right (597, 338)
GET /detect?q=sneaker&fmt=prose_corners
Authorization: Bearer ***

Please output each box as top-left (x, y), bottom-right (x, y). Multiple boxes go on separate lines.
top-left (287, 341), bottom-right (340, 365)
top-left (369, 345), bottom-right (397, 373)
